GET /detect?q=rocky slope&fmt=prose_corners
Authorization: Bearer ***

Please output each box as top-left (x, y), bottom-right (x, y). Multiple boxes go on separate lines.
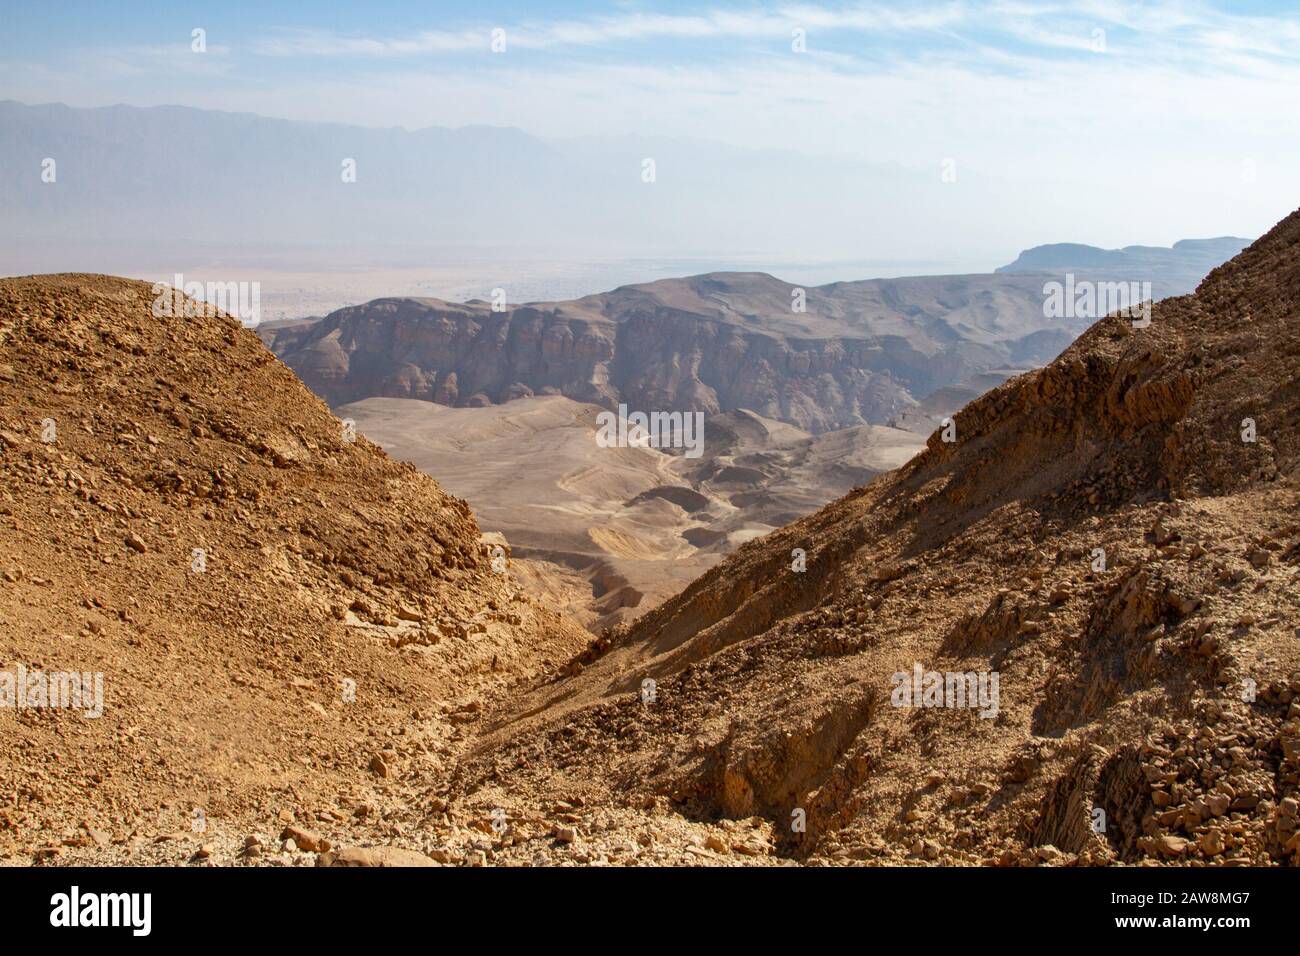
top-left (0, 275), bottom-right (588, 863)
top-left (449, 209), bottom-right (1300, 866)
top-left (1, 209), bottom-right (1292, 868)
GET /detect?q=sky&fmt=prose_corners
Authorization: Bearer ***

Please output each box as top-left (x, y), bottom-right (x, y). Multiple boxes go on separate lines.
top-left (2, 1), bottom-right (1299, 256)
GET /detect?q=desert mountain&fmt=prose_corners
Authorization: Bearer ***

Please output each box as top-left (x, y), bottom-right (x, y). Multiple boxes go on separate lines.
top-left (998, 237), bottom-right (1251, 287)
top-left (451, 209), bottom-right (1300, 866)
top-left (0, 275), bottom-right (588, 863)
top-left (267, 242), bottom-right (1243, 436)
top-left (338, 394), bottom-right (923, 630)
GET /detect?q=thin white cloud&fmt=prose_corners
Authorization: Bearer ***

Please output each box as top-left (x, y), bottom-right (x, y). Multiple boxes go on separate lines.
top-left (250, 4), bottom-right (975, 57)
top-left (243, 0), bottom-right (1300, 75)
top-left (84, 43), bottom-right (235, 78)
top-left (253, 29), bottom-right (487, 57)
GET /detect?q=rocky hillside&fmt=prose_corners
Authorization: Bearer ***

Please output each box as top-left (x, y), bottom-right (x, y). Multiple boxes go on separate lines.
top-left (0, 275), bottom-right (588, 863)
top-left (267, 249), bottom-right (1244, 434)
top-left (451, 209), bottom-right (1300, 866)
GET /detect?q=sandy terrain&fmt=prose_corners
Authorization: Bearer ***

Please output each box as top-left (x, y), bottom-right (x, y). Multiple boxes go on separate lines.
top-left (338, 395), bottom-right (923, 629)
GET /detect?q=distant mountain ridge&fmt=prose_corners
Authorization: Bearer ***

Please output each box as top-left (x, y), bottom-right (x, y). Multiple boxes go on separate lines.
top-left (266, 239), bottom-right (1246, 433)
top-left (7, 99), bottom-right (1256, 270)
top-left (997, 237), bottom-right (1251, 281)
top-left (0, 99), bottom-right (949, 260)
top-left (0, 99), bottom-right (574, 247)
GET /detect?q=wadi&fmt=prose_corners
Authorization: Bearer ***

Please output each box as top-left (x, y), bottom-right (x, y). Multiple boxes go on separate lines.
top-left (259, 237), bottom-right (1246, 633)
top-left (2, 207), bottom-right (1297, 867)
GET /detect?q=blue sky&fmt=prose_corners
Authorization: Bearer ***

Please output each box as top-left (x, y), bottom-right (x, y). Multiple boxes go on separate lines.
top-left (5, 0), bottom-right (1297, 70)
top-left (3, 1), bottom-right (1298, 249)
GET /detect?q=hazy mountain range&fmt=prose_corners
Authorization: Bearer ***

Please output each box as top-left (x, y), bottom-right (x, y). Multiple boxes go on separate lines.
top-left (998, 237), bottom-right (1251, 291)
top-left (0, 99), bottom-right (1247, 273)
top-left (0, 99), bottom-right (940, 261)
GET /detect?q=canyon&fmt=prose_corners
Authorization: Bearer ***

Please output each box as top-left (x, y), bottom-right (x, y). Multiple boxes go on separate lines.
top-left (0, 218), bottom-right (1293, 868)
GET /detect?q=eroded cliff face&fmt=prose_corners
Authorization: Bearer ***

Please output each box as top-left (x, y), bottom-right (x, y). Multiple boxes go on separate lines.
top-left (265, 272), bottom-right (1082, 433)
top-left (274, 299), bottom-right (620, 410)
top-left (607, 312), bottom-right (982, 431)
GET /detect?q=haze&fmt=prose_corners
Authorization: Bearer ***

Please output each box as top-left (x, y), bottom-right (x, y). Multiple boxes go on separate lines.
top-left (2, 0), bottom-right (1298, 282)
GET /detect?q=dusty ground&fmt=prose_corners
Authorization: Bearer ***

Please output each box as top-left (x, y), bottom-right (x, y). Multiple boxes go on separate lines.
top-left (0, 274), bottom-right (589, 865)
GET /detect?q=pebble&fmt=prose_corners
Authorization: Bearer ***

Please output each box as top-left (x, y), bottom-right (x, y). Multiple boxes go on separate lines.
top-left (1156, 835), bottom-right (1188, 857)
top-left (281, 825), bottom-right (329, 853)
